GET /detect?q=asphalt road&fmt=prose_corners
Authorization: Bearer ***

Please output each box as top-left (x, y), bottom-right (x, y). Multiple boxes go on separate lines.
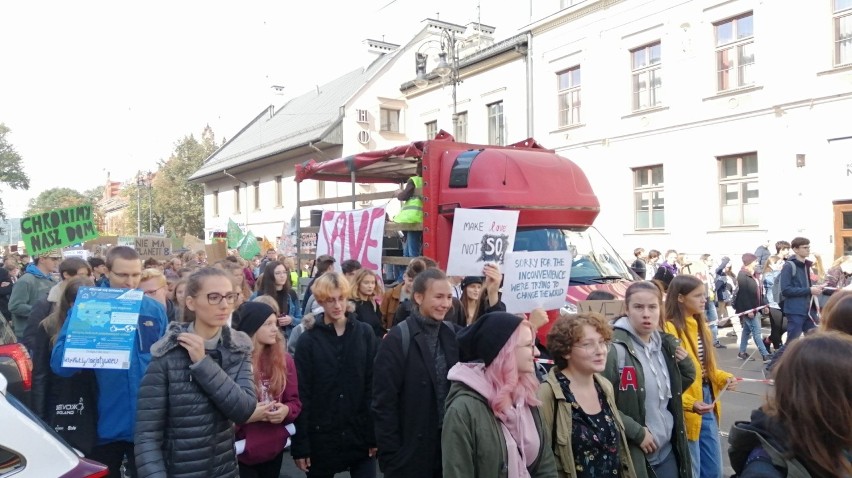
top-left (276, 330), bottom-right (769, 478)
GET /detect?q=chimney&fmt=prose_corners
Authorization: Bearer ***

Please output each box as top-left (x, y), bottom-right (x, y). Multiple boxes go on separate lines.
top-left (363, 38), bottom-right (400, 69)
top-left (459, 22), bottom-right (496, 58)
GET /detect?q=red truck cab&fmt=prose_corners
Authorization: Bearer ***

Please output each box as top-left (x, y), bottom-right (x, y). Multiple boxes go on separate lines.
top-left (296, 132), bottom-right (634, 345)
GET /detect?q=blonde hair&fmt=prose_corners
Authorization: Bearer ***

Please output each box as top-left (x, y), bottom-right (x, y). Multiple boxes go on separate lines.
top-left (310, 272), bottom-right (350, 303)
top-left (140, 268), bottom-right (167, 288)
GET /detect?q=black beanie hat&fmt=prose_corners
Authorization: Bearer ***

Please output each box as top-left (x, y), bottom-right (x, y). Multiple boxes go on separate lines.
top-left (457, 311), bottom-right (523, 366)
top-left (234, 302), bottom-right (276, 338)
top-left (461, 276), bottom-right (484, 290)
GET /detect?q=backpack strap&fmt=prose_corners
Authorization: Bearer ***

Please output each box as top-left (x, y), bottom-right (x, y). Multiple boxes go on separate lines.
top-left (614, 342), bottom-right (627, 373)
top-left (551, 393), bottom-right (558, 453)
top-left (398, 319), bottom-right (410, 360)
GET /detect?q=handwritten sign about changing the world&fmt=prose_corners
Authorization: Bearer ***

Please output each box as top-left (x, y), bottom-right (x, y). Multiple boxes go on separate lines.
top-left (501, 250), bottom-right (572, 314)
top-left (21, 205), bottom-right (98, 256)
top-left (446, 208), bottom-right (519, 277)
top-left (62, 287), bottom-right (145, 370)
top-left (316, 206), bottom-right (386, 272)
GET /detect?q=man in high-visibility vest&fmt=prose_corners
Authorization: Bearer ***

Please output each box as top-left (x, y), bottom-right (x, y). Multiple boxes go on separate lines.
top-left (394, 166), bottom-right (423, 259)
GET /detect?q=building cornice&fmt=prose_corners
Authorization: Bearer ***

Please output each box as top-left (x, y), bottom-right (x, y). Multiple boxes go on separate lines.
top-left (530, 0), bottom-right (625, 35)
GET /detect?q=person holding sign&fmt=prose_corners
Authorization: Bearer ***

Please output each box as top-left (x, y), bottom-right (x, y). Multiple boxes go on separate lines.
top-left (50, 246), bottom-right (168, 478)
top-left (602, 281), bottom-right (696, 478)
top-left (135, 267), bottom-right (257, 478)
top-left (663, 276), bottom-right (736, 478)
top-left (448, 265), bottom-right (504, 328)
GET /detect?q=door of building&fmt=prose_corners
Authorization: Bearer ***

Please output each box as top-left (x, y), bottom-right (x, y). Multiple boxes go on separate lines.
top-left (833, 200), bottom-right (852, 259)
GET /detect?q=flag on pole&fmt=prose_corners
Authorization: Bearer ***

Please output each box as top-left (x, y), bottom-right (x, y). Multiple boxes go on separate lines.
top-left (227, 219), bottom-right (244, 249)
top-left (237, 232), bottom-right (261, 260)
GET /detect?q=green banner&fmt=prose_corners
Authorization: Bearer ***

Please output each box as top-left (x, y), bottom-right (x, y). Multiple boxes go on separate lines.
top-left (227, 219), bottom-right (244, 249)
top-left (21, 205), bottom-right (99, 256)
top-left (237, 231), bottom-right (260, 260)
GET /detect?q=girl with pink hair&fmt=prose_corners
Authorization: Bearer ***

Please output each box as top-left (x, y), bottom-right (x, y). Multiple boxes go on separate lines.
top-left (442, 312), bottom-right (557, 478)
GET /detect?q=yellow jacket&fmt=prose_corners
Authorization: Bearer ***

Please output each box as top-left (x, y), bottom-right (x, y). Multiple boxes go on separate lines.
top-left (664, 316), bottom-right (733, 441)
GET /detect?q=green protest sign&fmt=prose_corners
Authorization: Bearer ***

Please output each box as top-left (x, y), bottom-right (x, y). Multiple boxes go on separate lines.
top-left (21, 205), bottom-right (98, 256)
top-left (237, 231), bottom-right (260, 260)
top-left (227, 219), bottom-right (244, 249)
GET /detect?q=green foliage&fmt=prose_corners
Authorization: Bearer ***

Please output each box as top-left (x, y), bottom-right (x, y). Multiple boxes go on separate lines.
top-left (152, 125), bottom-right (217, 238)
top-left (24, 187), bottom-right (89, 217)
top-left (0, 123), bottom-right (31, 220)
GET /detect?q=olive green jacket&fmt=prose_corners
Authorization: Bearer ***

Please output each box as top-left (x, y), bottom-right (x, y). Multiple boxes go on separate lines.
top-left (442, 381), bottom-right (558, 478)
top-left (537, 369), bottom-right (637, 478)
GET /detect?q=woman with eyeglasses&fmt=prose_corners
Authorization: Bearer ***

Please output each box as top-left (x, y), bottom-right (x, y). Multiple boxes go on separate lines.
top-left (538, 312), bottom-right (638, 478)
top-left (291, 272), bottom-right (378, 478)
top-left (135, 267), bottom-right (257, 478)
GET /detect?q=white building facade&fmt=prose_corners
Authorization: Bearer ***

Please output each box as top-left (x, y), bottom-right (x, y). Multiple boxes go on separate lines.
top-left (529, 0), bottom-right (852, 262)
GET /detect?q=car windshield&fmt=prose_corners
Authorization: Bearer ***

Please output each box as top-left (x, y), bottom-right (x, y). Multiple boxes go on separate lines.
top-left (513, 227), bottom-right (633, 284)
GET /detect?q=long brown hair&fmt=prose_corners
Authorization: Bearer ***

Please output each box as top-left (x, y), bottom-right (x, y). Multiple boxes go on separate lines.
top-left (665, 275), bottom-right (718, 376)
top-left (42, 276), bottom-right (94, 345)
top-left (766, 332), bottom-right (852, 476)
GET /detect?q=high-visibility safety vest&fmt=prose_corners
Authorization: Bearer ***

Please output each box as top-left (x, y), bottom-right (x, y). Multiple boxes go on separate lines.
top-left (290, 269), bottom-right (308, 286)
top-left (393, 176), bottom-right (423, 224)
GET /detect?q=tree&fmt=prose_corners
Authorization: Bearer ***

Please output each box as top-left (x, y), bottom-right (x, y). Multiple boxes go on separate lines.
top-left (120, 173), bottom-right (162, 236)
top-left (0, 123), bottom-right (31, 221)
top-left (24, 187), bottom-right (91, 217)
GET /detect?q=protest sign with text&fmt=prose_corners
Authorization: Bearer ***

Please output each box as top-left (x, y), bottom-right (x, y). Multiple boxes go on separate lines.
top-left (135, 237), bottom-right (173, 260)
top-left (501, 250), bottom-right (572, 313)
top-left (62, 287), bottom-right (144, 370)
top-left (446, 208), bottom-right (519, 277)
top-left (316, 206), bottom-right (386, 272)
top-left (21, 205), bottom-right (98, 256)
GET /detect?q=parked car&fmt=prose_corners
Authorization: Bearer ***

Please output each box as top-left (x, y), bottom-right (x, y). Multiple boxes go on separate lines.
top-left (0, 342), bottom-right (31, 408)
top-left (0, 373), bottom-right (107, 477)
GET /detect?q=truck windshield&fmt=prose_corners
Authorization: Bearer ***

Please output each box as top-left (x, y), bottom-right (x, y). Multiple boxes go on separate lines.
top-left (513, 227), bottom-right (633, 285)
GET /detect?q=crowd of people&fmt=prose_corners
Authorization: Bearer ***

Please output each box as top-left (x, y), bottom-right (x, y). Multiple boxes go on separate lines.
top-left (0, 236), bottom-right (849, 478)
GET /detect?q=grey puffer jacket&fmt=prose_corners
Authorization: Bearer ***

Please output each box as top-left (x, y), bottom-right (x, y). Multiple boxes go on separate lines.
top-left (135, 322), bottom-right (257, 478)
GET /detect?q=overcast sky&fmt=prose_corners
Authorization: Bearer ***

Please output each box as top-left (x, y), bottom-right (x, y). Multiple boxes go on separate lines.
top-left (0, 0), bottom-right (529, 218)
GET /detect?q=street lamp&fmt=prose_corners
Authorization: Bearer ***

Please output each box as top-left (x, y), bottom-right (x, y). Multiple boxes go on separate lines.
top-left (414, 29), bottom-right (462, 133)
top-left (136, 171), bottom-right (144, 236)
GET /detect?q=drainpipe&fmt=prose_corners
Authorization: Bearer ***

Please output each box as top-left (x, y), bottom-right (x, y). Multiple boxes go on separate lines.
top-left (223, 169), bottom-right (249, 233)
top-left (525, 31), bottom-right (534, 138)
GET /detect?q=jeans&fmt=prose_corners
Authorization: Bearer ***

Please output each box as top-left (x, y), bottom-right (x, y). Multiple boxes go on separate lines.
top-left (89, 441), bottom-right (136, 478)
top-left (403, 231), bottom-right (422, 258)
top-left (739, 314), bottom-right (769, 356)
top-left (785, 313), bottom-right (816, 344)
top-left (687, 384), bottom-right (722, 478)
top-left (705, 300), bottom-right (719, 343)
top-left (651, 449), bottom-right (680, 478)
top-left (306, 456), bottom-right (376, 478)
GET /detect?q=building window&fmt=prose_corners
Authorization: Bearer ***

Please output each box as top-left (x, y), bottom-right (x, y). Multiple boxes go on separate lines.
top-left (715, 13), bottom-right (754, 91)
top-left (274, 175), bottom-right (283, 207)
top-left (425, 120), bottom-right (438, 139)
top-left (835, 0), bottom-right (852, 65)
top-left (631, 42), bottom-right (662, 111)
top-left (718, 153), bottom-right (759, 227)
top-left (253, 181), bottom-right (260, 211)
top-left (380, 108), bottom-right (400, 133)
top-left (557, 67), bottom-right (581, 127)
top-left (455, 112), bottom-right (468, 143)
top-left (233, 185), bottom-right (241, 214)
top-left (487, 102), bottom-right (505, 146)
top-left (213, 190), bottom-right (219, 217)
top-left (633, 165), bottom-right (665, 230)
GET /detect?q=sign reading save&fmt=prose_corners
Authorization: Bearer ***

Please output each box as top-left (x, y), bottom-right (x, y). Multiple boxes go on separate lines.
top-left (21, 205), bottom-right (98, 256)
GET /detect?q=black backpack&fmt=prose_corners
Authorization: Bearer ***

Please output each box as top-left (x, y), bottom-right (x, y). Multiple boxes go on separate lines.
top-left (771, 262), bottom-right (797, 305)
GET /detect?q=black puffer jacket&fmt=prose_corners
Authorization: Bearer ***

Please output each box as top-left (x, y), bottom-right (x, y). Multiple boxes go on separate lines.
top-left (135, 322), bottom-right (256, 478)
top-left (291, 313), bottom-right (378, 475)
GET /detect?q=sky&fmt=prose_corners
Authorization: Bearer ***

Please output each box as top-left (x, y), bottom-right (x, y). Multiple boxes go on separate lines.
top-left (0, 0), bottom-right (530, 219)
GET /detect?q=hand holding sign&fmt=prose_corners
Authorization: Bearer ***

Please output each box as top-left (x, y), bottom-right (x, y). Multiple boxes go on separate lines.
top-left (501, 250), bottom-right (572, 314)
top-left (446, 209), bottom-right (519, 276)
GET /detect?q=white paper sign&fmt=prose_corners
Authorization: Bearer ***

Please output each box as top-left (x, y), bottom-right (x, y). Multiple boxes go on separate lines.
top-left (446, 209), bottom-right (519, 276)
top-left (501, 250), bottom-right (573, 314)
top-left (315, 206), bottom-right (386, 272)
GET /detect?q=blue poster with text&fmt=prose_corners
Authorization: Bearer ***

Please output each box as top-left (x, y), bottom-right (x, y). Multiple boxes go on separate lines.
top-left (61, 287), bottom-right (144, 370)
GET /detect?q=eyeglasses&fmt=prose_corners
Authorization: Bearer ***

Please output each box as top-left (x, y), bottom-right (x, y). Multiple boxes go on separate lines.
top-left (202, 292), bottom-right (239, 305)
top-left (573, 340), bottom-right (611, 353)
top-left (143, 286), bottom-right (165, 296)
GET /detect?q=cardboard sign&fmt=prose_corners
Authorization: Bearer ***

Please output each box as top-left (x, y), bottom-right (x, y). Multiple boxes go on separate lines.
top-left (316, 207), bottom-right (386, 272)
top-left (118, 236), bottom-right (135, 247)
top-left (578, 300), bottom-right (626, 321)
top-left (134, 237), bottom-right (172, 261)
top-left (446, 208), bottom-right (519, 277)
top-left (62, 248), bottom-right (90, 260)
top-left (183, 234), bottom-right (205, 253)
top-left (502, 250), bottom-right (572, 313)
top-left (205, 241), bottom-right (227, 263)
top-left (20, 205), bottom-right (98, 256)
